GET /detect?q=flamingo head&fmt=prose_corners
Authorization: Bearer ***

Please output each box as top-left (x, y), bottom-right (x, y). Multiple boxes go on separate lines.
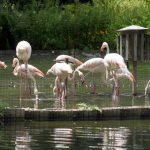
top-left (12, 58), bottom-right (19, 68)
top-left (100, 42), bottom-right (108, 52)
top-left (128, 73), bottom-right (136, 83)
top-left (46, 68), bottom-right (53, 75)
top-left (0, 61), bottom-right (7, 69)
top-left (77, 71), bottom-right (85, 84)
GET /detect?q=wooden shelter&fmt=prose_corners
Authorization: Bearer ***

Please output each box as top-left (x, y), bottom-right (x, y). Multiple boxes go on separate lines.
top-left (117, 25), bottom-right (150, 94)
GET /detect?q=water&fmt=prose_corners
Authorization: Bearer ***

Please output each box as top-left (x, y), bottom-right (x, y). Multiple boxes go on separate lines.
top-left (0, 53), bottom-right (150, 109)
top-left (0, 120), bottom-right (150, 149)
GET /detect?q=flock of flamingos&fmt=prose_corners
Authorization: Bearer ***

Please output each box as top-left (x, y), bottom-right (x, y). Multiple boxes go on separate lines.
top-left (0, 40), bottom-right (150, 103)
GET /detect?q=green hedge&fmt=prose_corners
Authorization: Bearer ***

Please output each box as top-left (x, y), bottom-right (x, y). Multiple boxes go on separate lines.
top-left (0, 0), bottom-right (149, 51)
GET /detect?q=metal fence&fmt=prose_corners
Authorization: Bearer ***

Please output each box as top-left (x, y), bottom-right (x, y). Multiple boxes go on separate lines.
top-left (0, 51), bottom-right (150, 109)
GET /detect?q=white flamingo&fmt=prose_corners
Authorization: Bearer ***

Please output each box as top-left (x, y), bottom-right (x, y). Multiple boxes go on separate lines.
top-left (0, 61), bottom-right (7, 69)
top-left (16, 41), bottom-right (40, 107)
top-left (100, 42), bottom-right (135, 95)
top-left (46, 62), bottom-right (74, 100)
top-left (74, 58), bottom-right (108, 94)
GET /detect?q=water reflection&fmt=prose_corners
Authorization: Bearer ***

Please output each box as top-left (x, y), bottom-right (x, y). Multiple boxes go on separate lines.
top-left (101, 127), bottom-right (129, 150)
top-left (0, 120), bottom-right (150, 149)
top-left (15, 131), bottom-right (31, 150)
top-left (51, 128), bottom-right (73, 149)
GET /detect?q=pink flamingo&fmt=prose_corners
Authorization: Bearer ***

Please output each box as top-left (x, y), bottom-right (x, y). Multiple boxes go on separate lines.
top-left (74, 58), bottom-right (108, 94)
top-left (16, 41), bottom-right (41, 107)
top-left (12, 58), bottom-right (44, 78)
top-left (12, 58), bottom-right (44, 101)
top-left (100, 42), bottom-right (135, 95)
top-left (46, 62), bottom-right (74, 100)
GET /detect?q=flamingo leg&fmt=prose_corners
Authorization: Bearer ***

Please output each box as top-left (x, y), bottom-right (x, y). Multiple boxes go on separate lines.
top-left (145, 80), bottom-right (150, 96)
top-left (64, 77), bottom-right (68, 99)
top-left (25, 63), bottom-right (39, 109)
top-left (20, 77), bottom-right (23, 107)
top-left (92, 83), bottom-right (96, 94)
top-left (112, 72), bottom-right (119, 96)
top-left (61, 82), bottom-right (66, 100)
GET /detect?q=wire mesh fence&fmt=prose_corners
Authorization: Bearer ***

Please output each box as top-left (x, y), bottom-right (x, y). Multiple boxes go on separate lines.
top-left (0, 51), bottom-right (150, 109)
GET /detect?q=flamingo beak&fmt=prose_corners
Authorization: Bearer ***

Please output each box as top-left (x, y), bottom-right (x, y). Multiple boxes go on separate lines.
top-left (3, 64), bottom-right (7, 69)
top-left (80, 76), bottom-right (85, 85)
top-left (46, 70), bottom-right (51, 75)
top-left (129, 73), bottom-right (136, 83)
top-left (100, 45), bottom-right (105, 52)
top-left (0, 62), bottom-right (7, 69)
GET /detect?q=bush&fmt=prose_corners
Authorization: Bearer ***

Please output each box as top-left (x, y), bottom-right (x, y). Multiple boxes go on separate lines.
top-left (0, 0), bottom-right (149, 51)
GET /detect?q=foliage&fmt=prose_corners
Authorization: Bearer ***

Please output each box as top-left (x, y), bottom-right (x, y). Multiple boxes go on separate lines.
top-left (77, 103), bottom-right (102, 111)
top-left (0, 0), bottom-right (149, 51)
top-left (0, 102), bottom-right (8, 124)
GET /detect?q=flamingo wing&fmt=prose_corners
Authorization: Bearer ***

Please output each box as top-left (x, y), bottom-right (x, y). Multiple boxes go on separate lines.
top-left (76, 58), bottom-right (106, 73)
top-left (28, 65), bottom-right (44, 77)
top-left (55, 55), bottom-right (83, 65)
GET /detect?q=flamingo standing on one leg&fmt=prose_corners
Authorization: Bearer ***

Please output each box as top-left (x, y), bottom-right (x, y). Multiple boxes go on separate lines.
top-left (46, 62), bottom-right (74, 100)
top-left (100, 42), bottom-right (135, 96)
top-left (12, 58), bottom-right (44, 101)
top-left (16, 41), bottom-right (40, 108)
top-left (74, 58), bottom-right (108, 94)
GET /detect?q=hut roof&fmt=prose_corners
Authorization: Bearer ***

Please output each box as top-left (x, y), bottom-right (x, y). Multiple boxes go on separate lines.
top-left (117, 25), bottom-right (149, 32)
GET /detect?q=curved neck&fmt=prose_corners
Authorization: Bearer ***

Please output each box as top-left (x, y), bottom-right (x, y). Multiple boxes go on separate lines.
top-left (16, 59), bottom-right (20, 67)
top-left (106, 44), bottom-right (110, 54)
top-left (13, 59), bottom-right (20, 76)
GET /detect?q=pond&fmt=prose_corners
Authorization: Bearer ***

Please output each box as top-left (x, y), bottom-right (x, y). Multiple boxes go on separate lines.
top-left (0, 52), bottom-right (150, 109)
top-left (0, 120), bottom-right (150, 149)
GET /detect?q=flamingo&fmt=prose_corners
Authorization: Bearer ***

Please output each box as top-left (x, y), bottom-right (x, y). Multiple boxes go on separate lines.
top-left (74, 58), bottom-right (108, 94)
top-left (54, 54), bottom-right (83, 96)
top-left (16, 41), bottom-right (40, 107)
top-left (46, 62), bottom-right (74, 100)
top-left (100, 42), bottom-right (135, 95)
top-left (12, 58), bottom-right (44, 78)
top-left (0, 61), bottom-right (7, 69)
top-left (12, 58), bottom-right (44, 101)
